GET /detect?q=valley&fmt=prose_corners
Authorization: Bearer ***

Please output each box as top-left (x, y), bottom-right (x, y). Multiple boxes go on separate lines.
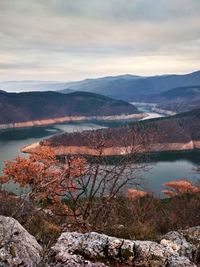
top-left (1, 2), bottom-right (200, 266)
top-left (1, 71), bottom-right (200, 199)
top-left (1, 104), bottom-right (199, 197)
top-left (0, 71), bottom-right (200, 199)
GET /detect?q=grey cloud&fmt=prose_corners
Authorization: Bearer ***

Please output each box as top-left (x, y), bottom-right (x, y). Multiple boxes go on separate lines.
top-left (5, 0), bottom-right (199, 22)
top-left (0, 0), bottom-right (199, 82)
top-left (0, 62), bottom-right (41, 70)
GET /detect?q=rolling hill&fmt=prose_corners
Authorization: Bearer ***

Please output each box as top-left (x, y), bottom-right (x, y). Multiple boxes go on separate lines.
top-left (28, 108), bottom-right (200, 156)
top-left (157, 85), bottom-right (200, 112)
top-left (0, 90), bottom-right (140, 125)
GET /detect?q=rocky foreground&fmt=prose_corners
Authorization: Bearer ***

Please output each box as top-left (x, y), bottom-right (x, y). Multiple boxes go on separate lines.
top-left (0, 216), bottom-right (199, 267)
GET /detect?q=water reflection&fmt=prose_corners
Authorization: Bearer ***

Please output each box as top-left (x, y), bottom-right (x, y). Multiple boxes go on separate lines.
top-left (0, 120), bottom-right (199, 196)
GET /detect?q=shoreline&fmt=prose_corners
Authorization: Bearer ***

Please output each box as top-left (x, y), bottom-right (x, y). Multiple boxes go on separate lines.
top-left (21, 140), bottom-right (200, 156)
top-left (0, 113), bottom-right (146, 132)
top-left (131, 102), bottom-right (176, 116)
top-left (151, 107), bottom-right (176, 116)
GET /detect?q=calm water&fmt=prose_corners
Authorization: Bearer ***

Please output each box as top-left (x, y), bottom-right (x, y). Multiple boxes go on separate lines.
top-left (140, 151), bottom-right (200, 196)
top-left (0, 119), bottom-right (199, 196)
top-left (0, 122), bottom-right (107, 193)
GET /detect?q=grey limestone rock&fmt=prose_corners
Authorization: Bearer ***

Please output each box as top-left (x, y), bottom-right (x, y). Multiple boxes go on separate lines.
top-left (1, 216), bottom-right (199, 267)
top-left (160, 231), bottom-right (196, 260)
top-left (0, 216), bottom-right (42, 267)
top-left (133, 240), bottom-right (175, 267)
top-left (53, 230), bottom-right (200, 266)
top-left (167, 255), bottom-right (197, 267)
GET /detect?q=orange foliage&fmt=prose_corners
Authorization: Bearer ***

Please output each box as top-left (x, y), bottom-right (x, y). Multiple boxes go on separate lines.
top-left (163, 179), bottom-right (200, 197)
top-left (126, 189), bottom-right (147, 199)
top-left (0, 146), bottom-right (86, 214)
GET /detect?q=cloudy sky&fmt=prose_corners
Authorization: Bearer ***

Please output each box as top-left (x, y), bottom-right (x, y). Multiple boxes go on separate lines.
top-left (0, 0), bottom-right (199, 81)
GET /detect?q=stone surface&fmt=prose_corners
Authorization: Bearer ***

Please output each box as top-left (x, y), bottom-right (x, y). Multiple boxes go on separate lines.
top-left (51, 232), bottom-right (108, 267)
top-left (180, 226), bottom-right (200, 245)
top-left (160, 231), bottom-right (196, 260)
top-left (167, 256), bottom-right (197, 267)
top-left (0, 216), bottom-right (42, 267)
top-left (52, 231), bottom-right (198, 266)
top-left (108, 237), bottom-right (135, 264)
top-left (160, 227), bottom-right (200, 266)
top-left (134, 240), bottom-right (175, 267)
top-left (0, 216), bottom-right (199, 267)
top-left (49, 253), bottom-right (107, 267)
top-left (52, 231), bottom-right (136, 263)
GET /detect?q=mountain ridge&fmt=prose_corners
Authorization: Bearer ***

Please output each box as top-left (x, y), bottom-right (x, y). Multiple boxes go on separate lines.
top-left (1, 70), bottom-right (199, 94)
top-left (0, 91), bottom-right (140, 125)
top-left (60, 70), bottom-right (200, 102)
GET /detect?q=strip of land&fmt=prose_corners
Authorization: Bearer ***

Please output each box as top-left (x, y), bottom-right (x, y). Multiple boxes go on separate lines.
top-left (0, 113), bottom-right (146, 131)
top-left (21, 109), bottom-right (200, 156)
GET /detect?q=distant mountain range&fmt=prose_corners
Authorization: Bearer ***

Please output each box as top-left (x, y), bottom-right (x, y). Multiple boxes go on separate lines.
top-left (0, 91), bottom-right (140, 125)
top-left (0, 81), bottom-right (69, 92)
top-left (0, 74), bottom-right (142, 92)
top-left (1, 70), bottom-right (199, 114)
top-left (60, 71), bottom-right (200, 102)
top-left (1, 71), bottom-right (199, 101)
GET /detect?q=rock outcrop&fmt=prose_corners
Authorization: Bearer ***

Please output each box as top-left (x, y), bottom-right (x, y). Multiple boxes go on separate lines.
top-left (0, 216), bottom-right (199, 266)
top-left (52, 231), bottom-right (199, 266)
top-left (0, 216), bottom-right (42, 267)
top-left (160, 231), bottom-right (197, 260)
top-left (49, 255), bottom-right (107, 267)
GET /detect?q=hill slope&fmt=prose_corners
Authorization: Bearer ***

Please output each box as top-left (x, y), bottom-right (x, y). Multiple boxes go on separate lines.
top-left (0, 91), bottom-right (140, 125)
top-left (31, 109), bottom-right (200, 156)
top-left (157, 85), bottom-right (200, 112)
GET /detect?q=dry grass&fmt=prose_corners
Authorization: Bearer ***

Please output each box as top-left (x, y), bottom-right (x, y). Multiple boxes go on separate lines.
top-left (0, 188), bottom-right (200, 245)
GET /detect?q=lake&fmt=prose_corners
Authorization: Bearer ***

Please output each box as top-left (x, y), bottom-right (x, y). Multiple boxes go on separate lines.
top-left (0, 122), bottom-right (107, 194)
top-left (0, 111), bottom-right (199, 196)
top-left (0, 122), bottom-right (200, 196)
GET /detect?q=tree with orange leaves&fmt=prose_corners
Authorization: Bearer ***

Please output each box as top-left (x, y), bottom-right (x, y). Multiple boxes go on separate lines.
top-left (0, 146), bottom-right (86, 215)
top-left (162, 179), bottom-right (200, 197)
top-left (0, 133), bottom-right (146, 227)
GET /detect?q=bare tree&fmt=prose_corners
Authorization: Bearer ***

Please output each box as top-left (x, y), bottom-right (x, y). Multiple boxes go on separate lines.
top-left (58, 123), bottom-right (152, 229)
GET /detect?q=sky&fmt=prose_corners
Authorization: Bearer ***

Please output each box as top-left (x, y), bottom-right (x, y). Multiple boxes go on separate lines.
top-left (0, 0), bottom-right (200, 81)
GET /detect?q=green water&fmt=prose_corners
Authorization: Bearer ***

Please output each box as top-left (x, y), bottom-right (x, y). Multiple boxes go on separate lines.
top-left (0, 121), bottom-right (199, 196)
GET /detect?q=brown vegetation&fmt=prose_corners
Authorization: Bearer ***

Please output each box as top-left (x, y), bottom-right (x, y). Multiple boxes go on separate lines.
top-left (0, 142), bottom-right (147, 230)
top-left (34, 109), bottom-right (200, 157)
top-left (1, 146), bottom-right (86, 215)
top-left (0, 134), bottom-right (199, 249)
top-left (163, 179), bottom-right (200, 197)
top-left (126, 189), bottom-right (147, 199)
top-left (0, 188), bottom-right (200, 246)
